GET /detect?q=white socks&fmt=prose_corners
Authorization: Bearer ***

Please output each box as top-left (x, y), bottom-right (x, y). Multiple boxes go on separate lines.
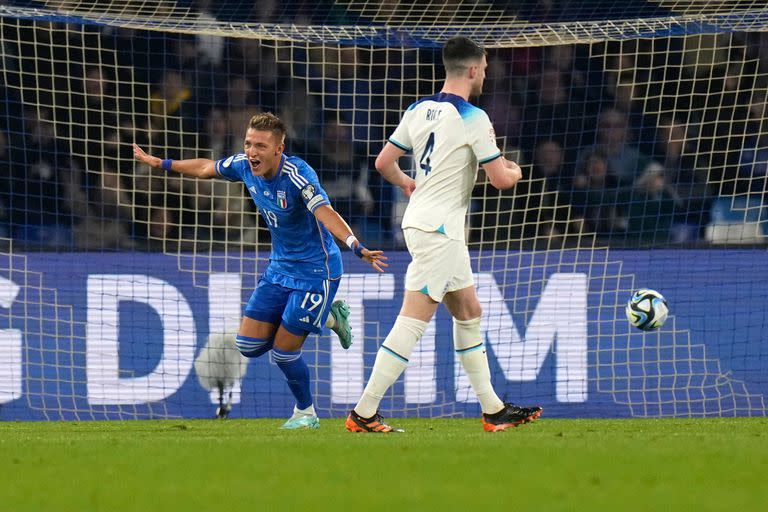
top-left (453, 317), bottom-right (504, 414)
top-left (354, 315), bottom-right (427, 418)
top-left (294, 404), bottom-right (316, 417)
top-left (354, 315), bottom-right (504, 418)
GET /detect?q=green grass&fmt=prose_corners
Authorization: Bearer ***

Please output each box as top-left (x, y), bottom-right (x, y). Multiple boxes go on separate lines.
top-left (1, 418), bottom-right (766, 511)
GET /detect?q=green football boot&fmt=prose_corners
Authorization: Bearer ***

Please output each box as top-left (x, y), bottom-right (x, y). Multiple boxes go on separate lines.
top-left (280, 411), bottom-right (320, 430)
top-left (330, 300), bottom-right (353, 349)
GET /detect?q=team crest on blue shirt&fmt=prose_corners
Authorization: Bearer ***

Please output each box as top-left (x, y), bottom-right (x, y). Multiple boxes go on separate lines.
top-left (277, 190), bottom-right (287, 209)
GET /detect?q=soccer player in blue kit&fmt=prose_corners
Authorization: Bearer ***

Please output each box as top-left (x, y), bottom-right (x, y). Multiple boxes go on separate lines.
top-left (133, 112), bottom-right (387, 429)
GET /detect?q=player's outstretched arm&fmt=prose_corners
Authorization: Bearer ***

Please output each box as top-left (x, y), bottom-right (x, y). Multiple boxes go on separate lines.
top-left (375, 142), bottom-right (416, 197)
top-left (313, 205), bottom-right (388, 273)
top-left (482, 155), bottom-right (522, 190)
top-left (133, 143), bottom-right (217, 179)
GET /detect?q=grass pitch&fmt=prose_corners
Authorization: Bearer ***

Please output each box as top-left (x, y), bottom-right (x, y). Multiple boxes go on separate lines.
top-left (1, 418), bottom-right (766, 511)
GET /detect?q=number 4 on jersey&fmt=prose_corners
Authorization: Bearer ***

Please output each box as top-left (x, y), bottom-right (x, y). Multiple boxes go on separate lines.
top-left (419, 132), bottom-right (435, 175)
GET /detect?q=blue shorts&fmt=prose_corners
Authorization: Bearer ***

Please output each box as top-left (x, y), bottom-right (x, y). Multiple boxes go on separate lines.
top-left (243, 268), bottom-right (340, 336)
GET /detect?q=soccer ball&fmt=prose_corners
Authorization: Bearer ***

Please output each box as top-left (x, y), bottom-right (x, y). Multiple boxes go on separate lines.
top-left (625, 289), bottom-right (669, 331)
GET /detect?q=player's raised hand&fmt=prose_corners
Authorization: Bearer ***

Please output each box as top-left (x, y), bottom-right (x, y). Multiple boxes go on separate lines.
top-left (360, 248), bottom-right (388, 273)
top-left (133, 143), bottom-right (162, 169)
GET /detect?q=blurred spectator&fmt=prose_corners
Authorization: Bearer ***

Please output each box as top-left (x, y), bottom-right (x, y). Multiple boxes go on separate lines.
top-left (532, 139), bottom-right (568, 190)
top-left (173, 34), bottom-right (217, 128)
top-left (512, 143), bottom-right (578, 247)
top-left (542, 44), bottom-right (589, 100)
top-left (478, 59), bottom-right (525, 170)
top-left (735, 91), bottom-right (768, 198)
top-left (223, 40), bottom-right (281, 114)
top-left (278, 80), bottom-right (322, 156)
top-left (520, 67), bottom-right (588, 167)
top-left (7, 110), bottom-right (88, 248)
top-left (568, 148), bottom-right (627, 237)
top-left (73, 128), bottom-right (137, 250)
top-left (484, 49), bottom-right (525, 111)
top-left (655, 117), bottom-right (713, 240)
top-left (690, 62), bottom-right (752, 193)
top-left (601, 70), bottom-right (658, 156)
top-left (314, 119), bottom-right (375, 234)
top-left (576, 108), bottom-right (654, 186)
top-left (468, 171), bottom-right (517, 247)
top-left (222, 76), bottom-right (261, 146)
top-left (59, 65), bottom-right (138, 249)
top-left (69, 65), bottom-right (119, 166)
top-left (130, 164), bottom-right (180, 251)
top-left (470, 142), bottom-right (573, 249)
top-left (737, 130), bottom-right (768, 200)
top-left (308, 46), bottom-right (385, 143)
top-left (177, 172), bottom-right (259, 249)
top-left (202, 107), bottom-right (236, 157)
top-left (625, 162), bottom-right (678, 244)
top-left (192, 108), bottom-right (259, 246)
top-left (148, 70), bottom-right (197, 156)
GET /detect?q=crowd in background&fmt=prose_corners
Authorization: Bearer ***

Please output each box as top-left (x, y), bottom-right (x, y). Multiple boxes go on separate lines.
top-left (1, 7), bottom-right (768, 252)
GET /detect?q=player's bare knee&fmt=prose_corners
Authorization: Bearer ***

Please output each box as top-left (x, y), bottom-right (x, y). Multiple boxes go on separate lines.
top-left (443, 292), bottom-right (482, 320)
top-left (272, 324), bottom-right (308, 352)
top-left (464, 302), bottom-right (483, 320)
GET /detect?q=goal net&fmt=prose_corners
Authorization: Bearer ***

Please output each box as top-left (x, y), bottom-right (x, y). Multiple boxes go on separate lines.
top-left (1, 0), bottom-right (766, 420)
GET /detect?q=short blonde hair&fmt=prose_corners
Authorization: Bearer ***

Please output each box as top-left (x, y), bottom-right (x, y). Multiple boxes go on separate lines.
top-left (247, 112), bottom-right (287, 141)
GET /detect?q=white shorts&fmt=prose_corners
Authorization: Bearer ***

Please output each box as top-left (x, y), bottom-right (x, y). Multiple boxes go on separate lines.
top-left (403, 228), bottom-right (474, 302)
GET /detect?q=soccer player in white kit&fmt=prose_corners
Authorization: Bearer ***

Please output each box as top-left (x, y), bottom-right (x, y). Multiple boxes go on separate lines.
top-left (346, 36), bottom-right (543, 433)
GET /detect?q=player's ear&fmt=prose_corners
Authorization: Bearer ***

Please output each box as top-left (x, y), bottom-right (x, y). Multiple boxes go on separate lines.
top-left (276, 142), bottom-right (285, 155)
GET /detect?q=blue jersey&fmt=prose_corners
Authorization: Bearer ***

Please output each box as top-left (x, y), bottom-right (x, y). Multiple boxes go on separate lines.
top-left (214, 153), bottom-right (343, 281)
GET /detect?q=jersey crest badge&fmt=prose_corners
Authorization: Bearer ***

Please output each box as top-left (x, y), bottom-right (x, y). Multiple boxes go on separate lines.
top-left (301, 184), bottom-right (316, 201)
top-left (277, 190), bottom-right (287, 209)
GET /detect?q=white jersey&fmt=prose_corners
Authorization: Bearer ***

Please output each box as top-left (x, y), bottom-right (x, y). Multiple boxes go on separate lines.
top-left (389, 92), bottom-right (501, 242)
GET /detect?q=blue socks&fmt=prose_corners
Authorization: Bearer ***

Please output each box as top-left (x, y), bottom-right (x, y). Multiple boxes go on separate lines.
top-left (272, 348), bottom-right (312, 410)
top-left (235, 335), bottom-right (273, 358)
top-left (235, 339), bottom-right (313, 410)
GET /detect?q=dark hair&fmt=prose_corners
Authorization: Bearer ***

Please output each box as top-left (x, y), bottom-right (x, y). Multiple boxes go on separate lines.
top-left (248, 112), bottom-right (287, 141)
top-left (442, 36), bottom-right (486, 75)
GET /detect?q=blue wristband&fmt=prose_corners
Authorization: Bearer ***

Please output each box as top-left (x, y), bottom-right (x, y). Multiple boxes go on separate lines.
top-left (353, 243), bottom-right (366, 259)
top-left (161, 159), bottom-right (173, 171)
